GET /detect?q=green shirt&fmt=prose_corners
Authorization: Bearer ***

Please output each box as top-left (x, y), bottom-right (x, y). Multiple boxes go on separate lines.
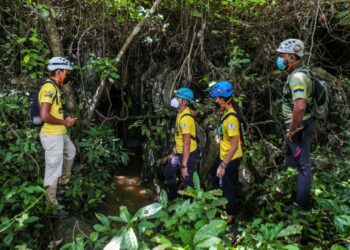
top-left (282, 66), bottom-right (313, 124)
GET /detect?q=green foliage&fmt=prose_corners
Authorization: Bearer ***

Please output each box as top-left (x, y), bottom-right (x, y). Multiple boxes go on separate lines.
top-left (63, 125), bottom-right (130, 211)
top-left (0, 91), bottom-right (130, 247)
top-left (63, 173), bottom-right (231, 249)
top-left (235, 138), bottom-right (350, 249)
top-left (84, 54), bottom-right (120, 84)
top-left (228, 44), bottom-right (251, 69)
top-left (129, 106), bottom-right (172, 168)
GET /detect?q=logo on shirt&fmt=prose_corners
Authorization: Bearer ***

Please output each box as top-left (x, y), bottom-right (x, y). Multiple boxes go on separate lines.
top-left (228, 123), bottom-right (235, 130)
top-left (181, 123), bottom-right (188, 129)
top-left (44, 90), bottom-right (54, 98)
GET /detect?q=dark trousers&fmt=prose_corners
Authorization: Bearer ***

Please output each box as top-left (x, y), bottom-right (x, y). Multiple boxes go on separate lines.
top-left (284, 118), bottom-right (316, 206)
top-left (164, 150), bottom-right (199, 199)
top-left (209, 156), bottom-right (241, 215)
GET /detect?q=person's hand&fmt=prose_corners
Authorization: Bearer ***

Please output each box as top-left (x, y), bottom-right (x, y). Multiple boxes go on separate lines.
top-left (181, 165), bottom-right (188, 178)
top-left (216, 162), bottom-right (227, 178)
top-left (65, 116), bottom-right (77, 127)
top-left (285, 127), bottom-right (303, 141)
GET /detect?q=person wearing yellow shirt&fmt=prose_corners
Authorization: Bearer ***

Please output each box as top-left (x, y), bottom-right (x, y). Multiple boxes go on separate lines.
top-left (164, 87), bottom-right (199, 200)
top-left (209, 81), bottom-right (243, 223)
top-left (39, 57), bottom-right (77, 211)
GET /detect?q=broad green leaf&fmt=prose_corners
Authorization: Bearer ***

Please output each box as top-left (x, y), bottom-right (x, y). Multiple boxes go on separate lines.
top-left (16, 37), bottom-right (26, 44)
top-left (96, 213), bottom-right (110, 227)
top-left (196, 236), bottom-right (221, 248)
top-left (193, 172), bottom-right (200, 190)
top-left (23, 55), bottom-right (30, 64)
top-left (277, 225), bottom-right (302, 238)
top-left (133, 203), bottom-right (163, 221)
top-left (104, 236), bottom-right (122, 250)
top-left (284, 245), bottom-right (300, 250)
top-left (334, 215), bottom-right (350, 232)
top-left (159, 190), bottom-right (168, 207)
top-left (193, 220), bottom-right (226, 244)
top-left (93, 224), bottom-right (109, 233)
top-left (123, 227), bottom-right (138, 250)
top-left (16, 213), bottom-right (29, 228)
top-left (331, 244), bottom-right (347, 250)
top-left (179, 226), bottom-right (195, 245)
top-left (153, 235), bottom-right (172, 249)
top-left (39, 8), bottom-right (50, 18)
top-left (89, 232), bottom-right (99, 242)
top-left (3, 232), bottom-right (13, 245)
top-left (119, 206), bottom-right (131, 222)
top-left (191, 9), bottom-right (202, 17)
top-left (174, 199), bottom-right (191, 218)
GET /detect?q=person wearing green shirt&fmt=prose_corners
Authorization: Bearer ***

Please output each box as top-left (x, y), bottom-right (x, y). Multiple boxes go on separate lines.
top-left (276, 39), bottom-right (316, 212)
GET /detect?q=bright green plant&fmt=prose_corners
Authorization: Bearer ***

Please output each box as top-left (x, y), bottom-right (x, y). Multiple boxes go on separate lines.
top-left (236, 218), bottom-right (302, 249)
top-left (84, 54), bottom-right (120, 84)
top-left (64, 125), bottom-right (130, 210)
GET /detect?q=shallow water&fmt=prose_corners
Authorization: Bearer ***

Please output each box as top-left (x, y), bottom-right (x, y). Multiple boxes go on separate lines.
top-left (101, 159), bottom-right (156, 215)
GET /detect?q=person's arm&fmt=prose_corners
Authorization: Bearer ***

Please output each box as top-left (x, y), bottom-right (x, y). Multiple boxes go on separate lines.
top-left (287, 98), bottom-right (306, 141)
top-left (40, 102), bottom-right (76, 127)
top-left (181, 133), bottom-right (191, 178)
top-left (217, 136), bottom-right (238, 177)
top-left (223, 136), bottom-right (238, 164)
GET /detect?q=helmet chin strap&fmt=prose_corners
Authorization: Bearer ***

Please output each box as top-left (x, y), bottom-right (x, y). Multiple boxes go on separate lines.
top-left (217, 97), bottom-right (232, 110)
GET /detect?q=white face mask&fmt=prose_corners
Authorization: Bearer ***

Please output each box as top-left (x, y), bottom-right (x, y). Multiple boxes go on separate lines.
top-left (170, 98), bottom-right (180, 108)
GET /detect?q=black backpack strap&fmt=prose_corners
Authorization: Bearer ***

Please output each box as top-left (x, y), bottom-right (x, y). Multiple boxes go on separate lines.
top-left (180, 113), bottom-right (196, 141)
top-left (221, 112), bottom-right (236, 123)
top-left (42, 79), bottom-right (59, 105)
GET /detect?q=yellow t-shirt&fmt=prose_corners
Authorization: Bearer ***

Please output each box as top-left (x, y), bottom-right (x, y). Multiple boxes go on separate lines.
top-left (219, 107), bottom-right (243, 161)
top-left (38, 81), bottom-right (67, 135)
top-left (175, 107), bottom-right (197, 154)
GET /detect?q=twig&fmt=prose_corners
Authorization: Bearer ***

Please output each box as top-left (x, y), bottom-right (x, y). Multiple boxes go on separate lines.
top-left (307, 0), bottom-right (320, 65)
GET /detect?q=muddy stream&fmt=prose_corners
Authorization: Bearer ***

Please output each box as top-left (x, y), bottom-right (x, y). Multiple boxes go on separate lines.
top-left (101, 158), bottom-right (156, 215)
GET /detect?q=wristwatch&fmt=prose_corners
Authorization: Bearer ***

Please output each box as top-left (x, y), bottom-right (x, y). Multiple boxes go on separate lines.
top-left (219, 161), bottom-right (227, 169)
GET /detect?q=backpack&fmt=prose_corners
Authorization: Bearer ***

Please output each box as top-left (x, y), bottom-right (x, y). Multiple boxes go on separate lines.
top-left (180, 113), bottom-right (207, 153)
top-left (29, 80), bottom-right (59, 126)
top-left (296, 68), bottom-right (329, 120)
top-left (218, 112), bottom-right (246, 146)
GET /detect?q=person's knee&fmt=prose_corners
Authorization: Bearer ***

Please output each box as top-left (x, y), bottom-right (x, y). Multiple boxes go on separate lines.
top-left (299, 164), bottom-right (311, 176)
top-left (46, 151), bottom-right (63, 167)
top-left (65, 144), bottom-right (76, 160)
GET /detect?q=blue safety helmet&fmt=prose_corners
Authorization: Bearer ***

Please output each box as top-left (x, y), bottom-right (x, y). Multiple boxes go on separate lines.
top-left (175, 87), bottom-right (194, 102)
top-left (209, 81), bottom-right (235, 98)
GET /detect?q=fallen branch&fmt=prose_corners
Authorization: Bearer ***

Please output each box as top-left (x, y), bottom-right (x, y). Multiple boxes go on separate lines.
top-left (84, 0), bottom-right (163, 124)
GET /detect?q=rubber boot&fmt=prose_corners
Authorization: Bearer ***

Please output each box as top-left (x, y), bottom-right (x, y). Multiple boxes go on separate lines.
top-left (45, 185), bottom-right (59, 206)
top-left (58, 159), bottom-right (74, 185)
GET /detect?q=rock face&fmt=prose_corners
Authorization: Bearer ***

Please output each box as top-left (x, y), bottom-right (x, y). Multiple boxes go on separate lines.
top-left (62, 83), bottom-right (76, 114)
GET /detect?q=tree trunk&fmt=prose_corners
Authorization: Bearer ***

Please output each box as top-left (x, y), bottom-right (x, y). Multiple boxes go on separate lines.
top-left (40, 8), bottom-right (63, 57)
top-left (40, 6), bottom-right (76, 112)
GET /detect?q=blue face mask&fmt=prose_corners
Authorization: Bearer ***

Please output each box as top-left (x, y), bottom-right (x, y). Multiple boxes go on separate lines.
top-left (276, 57), bottom-right (287, 70)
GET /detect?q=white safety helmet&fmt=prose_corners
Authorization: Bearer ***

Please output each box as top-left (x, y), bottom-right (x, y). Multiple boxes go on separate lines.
top-left (47, 56), bottom-right (73, 71)
top-left (276, 39), bottom-right (305, 58)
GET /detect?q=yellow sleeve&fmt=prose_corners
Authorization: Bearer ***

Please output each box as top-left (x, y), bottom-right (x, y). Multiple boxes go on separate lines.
top-left (224, 115), bottom-right (239, 137)
top-left (39, 83), bottom-right (57, 104)
top-left (179, 116), bottom-right (194, 135)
